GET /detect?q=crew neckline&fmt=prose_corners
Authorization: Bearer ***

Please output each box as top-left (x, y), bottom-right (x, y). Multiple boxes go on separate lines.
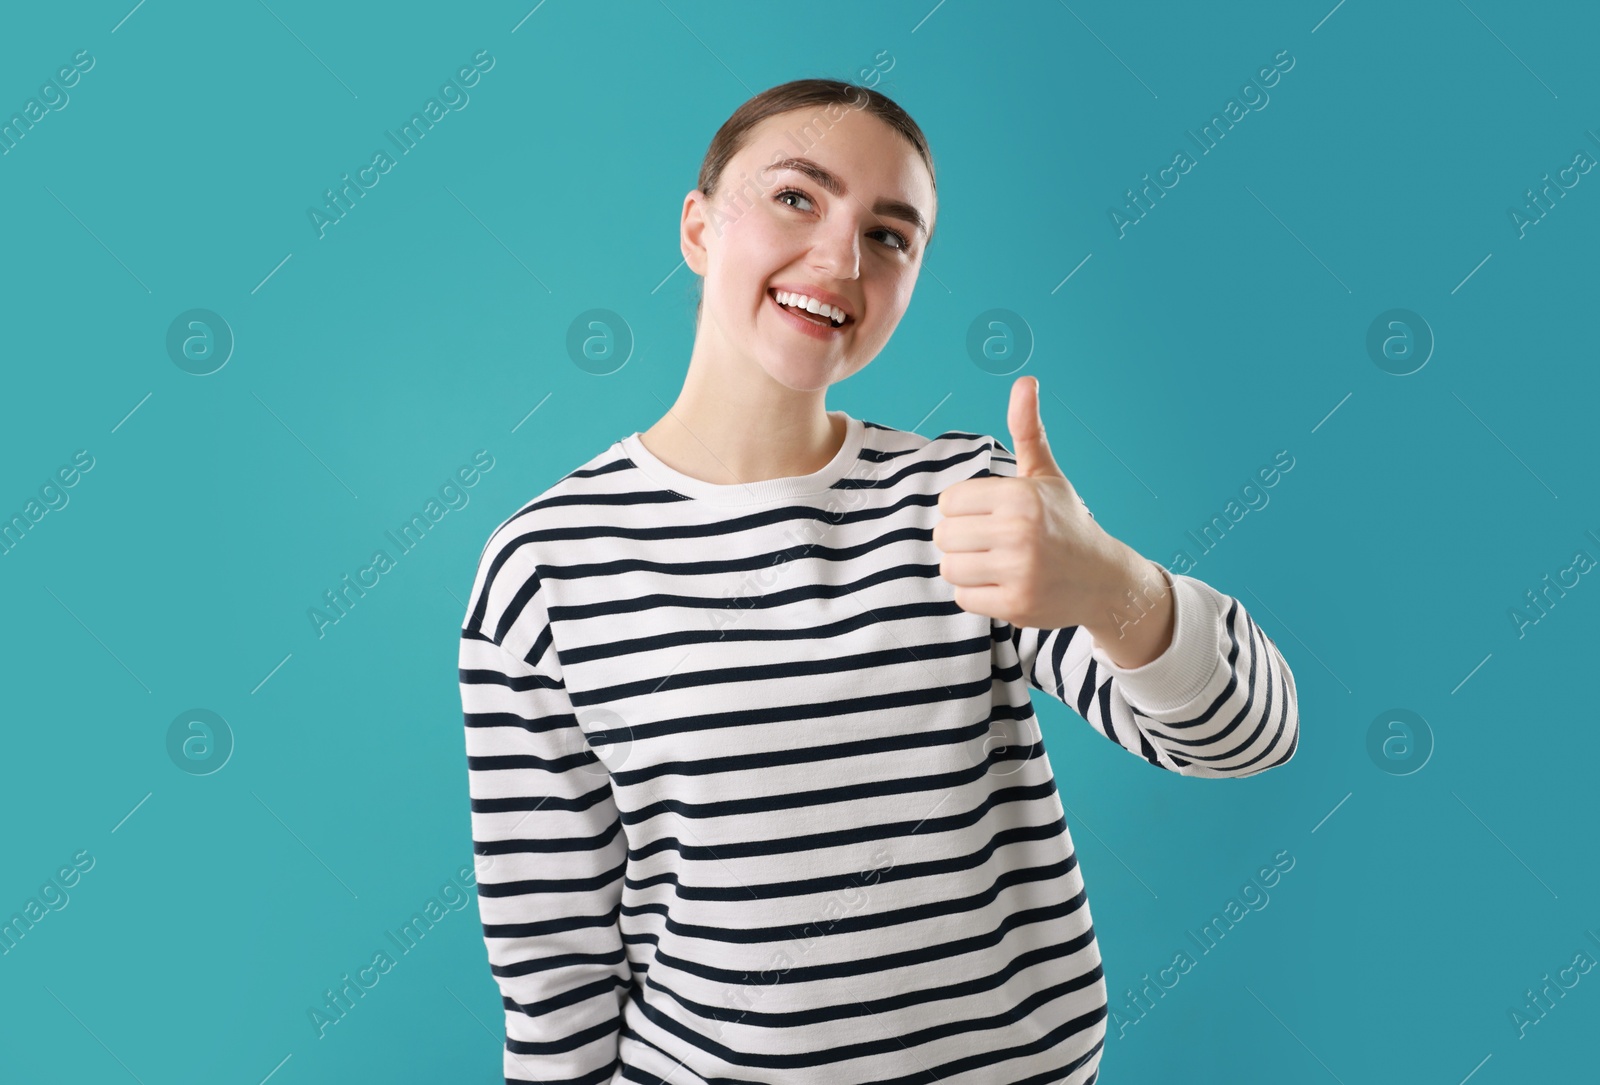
top-left (620, 411), bottom-right (866, 506)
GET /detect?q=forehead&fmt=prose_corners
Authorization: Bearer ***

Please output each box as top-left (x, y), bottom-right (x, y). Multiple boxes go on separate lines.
top-left (735, 106), bottom-right (935, 224)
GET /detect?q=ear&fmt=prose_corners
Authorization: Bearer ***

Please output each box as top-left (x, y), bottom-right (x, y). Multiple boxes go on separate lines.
top-left (681, 189), bottom-right (710, 276)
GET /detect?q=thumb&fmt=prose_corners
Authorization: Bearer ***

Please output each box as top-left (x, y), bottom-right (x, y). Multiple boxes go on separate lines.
top-left (1008, 376), bottom-right (1064, 479)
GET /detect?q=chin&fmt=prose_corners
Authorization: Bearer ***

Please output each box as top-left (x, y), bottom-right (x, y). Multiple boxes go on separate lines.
top-left (758, 361), bottom-right (836, 393)
top-left (768, 343), bottom-right (882, 390)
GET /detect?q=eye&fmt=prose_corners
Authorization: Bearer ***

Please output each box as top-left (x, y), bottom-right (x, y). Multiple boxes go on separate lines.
top-left (873, 225), bottom-right (912, 252)
top-left (774, 187), bottom-right (815, 213)
top-left (773, 187), bottom-right (913, 254)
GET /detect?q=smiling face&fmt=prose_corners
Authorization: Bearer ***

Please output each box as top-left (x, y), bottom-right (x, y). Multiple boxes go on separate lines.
top-left (681, 104), bottom-right (937, 393)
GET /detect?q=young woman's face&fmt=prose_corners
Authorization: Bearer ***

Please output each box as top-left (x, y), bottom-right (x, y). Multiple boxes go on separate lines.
top-left (683, 105), bottom-right (936, 392)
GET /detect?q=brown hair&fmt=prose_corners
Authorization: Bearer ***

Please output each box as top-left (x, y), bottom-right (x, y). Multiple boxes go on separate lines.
top-left (691, 78), bottom-right (936, 319)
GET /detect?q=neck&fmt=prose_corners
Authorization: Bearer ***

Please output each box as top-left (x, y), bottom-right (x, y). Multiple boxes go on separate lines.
top-left (640, 331), bottom-right (844, 486)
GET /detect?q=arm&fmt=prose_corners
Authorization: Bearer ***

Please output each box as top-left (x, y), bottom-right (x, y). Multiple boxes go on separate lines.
top-left (460, 551), bottom-right (631, 1083)
top-left (989, 440), bottom-right (1300, 779)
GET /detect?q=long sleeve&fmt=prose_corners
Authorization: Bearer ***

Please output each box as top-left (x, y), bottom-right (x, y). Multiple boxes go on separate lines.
top-left (460, 547), bottom-right (631, 1084)
top-left (987, 438), bottom-right (1300, 779)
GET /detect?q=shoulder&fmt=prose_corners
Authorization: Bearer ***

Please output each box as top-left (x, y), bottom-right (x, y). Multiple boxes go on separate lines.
top-left (472, 439), bottom-right (635, 572)
top-left (859, 418), bottom-right (1012, 478)
top-left (907, 425), bottom-right (1089, 515)
top-left (463, 438), bottom-right (635, 637)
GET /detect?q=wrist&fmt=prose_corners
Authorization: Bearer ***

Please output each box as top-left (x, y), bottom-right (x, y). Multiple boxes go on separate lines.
top-left (1084, 548), bottom-right (1175, 669)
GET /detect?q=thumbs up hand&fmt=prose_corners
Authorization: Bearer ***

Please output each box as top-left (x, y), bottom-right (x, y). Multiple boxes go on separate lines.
top-left (934, 376), bottom-right (1173, 663)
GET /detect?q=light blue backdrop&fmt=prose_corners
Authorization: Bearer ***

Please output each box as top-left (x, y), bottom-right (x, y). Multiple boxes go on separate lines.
top-left (3, 1), bottom-right (1597, 1081)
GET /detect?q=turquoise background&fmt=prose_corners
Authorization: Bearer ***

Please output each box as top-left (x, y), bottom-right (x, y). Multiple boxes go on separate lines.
top-left (3, 0), bottom-right (1598, 1081)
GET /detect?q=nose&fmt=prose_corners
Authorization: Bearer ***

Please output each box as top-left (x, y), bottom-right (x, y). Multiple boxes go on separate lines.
top-left (808, 214), bottom-right (861, 280)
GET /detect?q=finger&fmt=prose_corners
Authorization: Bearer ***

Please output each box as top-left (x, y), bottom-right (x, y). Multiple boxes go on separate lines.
top-left (936, 475), bottom-right (1010, 518)
top-left (939, 551), bottom-right (1003, 587)
top-left (932, 513), bottom-right (999, 555)
top-left (949, 583), bottom-right (1007, 621)
top-left (1007, 375), bottom-right (1065, 480)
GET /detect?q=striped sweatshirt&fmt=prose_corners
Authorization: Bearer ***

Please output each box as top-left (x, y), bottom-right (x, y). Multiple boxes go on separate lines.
top-left (458, 410), bottom-right (1300, 1085)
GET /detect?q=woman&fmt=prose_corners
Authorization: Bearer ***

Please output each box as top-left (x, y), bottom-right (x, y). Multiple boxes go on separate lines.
top-left (459, 78), bottom-right (1299, 1085)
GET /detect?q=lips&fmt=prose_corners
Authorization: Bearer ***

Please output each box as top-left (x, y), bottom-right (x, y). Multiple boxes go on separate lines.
top-left (775, 293), bottom-right (837, 326)
top-left (768, 285), bottom-right (856, 325)
top-left (768, 289), bottom-right (850, 340)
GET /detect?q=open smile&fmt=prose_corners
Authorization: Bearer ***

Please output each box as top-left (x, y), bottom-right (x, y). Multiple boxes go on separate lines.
top-left (768, 288), bottom-right (853, 341)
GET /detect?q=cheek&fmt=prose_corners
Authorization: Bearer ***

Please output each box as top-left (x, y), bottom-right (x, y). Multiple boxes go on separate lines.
top-left (716, 216), bottom-right (786, 280)
top-left (872, 278), bottom-right (915, 325)
top-left (727, 200), bottom-right (783, 241)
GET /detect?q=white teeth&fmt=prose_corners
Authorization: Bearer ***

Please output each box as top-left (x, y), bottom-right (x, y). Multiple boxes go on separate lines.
top-left (776, 290), bottom-right (847, 325)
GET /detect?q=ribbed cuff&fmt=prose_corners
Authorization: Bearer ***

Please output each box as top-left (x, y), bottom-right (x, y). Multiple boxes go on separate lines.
top-left (1089, 562), bottom-right (1223, 715)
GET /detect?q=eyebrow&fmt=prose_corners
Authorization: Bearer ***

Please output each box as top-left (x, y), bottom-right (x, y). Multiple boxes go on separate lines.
top-left (766, 155), bottom-right (928, 238)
